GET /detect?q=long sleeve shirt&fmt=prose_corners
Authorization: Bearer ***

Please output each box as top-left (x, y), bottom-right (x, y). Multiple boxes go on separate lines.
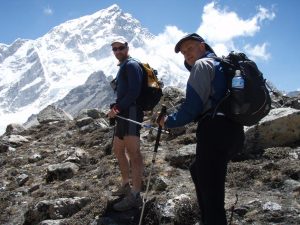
top-left (115, 58), bottom-right (144, 112)
top-left (165, 52), bottom-right (227, 128)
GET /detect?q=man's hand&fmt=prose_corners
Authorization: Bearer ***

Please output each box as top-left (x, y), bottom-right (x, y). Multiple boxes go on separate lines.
top-left (155, 105), bottom-right (167, 128)
top-left (157, 115), bottom-right (167, 128)
top-left (107, 104), bottom-right (120, 118)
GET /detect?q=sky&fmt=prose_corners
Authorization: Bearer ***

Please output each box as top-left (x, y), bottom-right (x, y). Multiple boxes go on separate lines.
top-left (0, 0), bottom-right (299, 92)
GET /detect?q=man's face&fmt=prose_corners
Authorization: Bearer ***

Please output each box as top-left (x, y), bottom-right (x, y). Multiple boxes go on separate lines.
top-left (112, 43), bottom-right (129, 62)
top-left (179, 40), bottom-right (206, 66)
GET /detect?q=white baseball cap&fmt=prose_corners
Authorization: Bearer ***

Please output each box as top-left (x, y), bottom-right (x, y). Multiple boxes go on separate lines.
top-left (111, 37), bottom-right (128, 46)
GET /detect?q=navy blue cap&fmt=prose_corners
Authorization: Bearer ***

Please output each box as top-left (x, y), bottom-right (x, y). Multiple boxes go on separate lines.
top-left (175, 33), bottom-right (215, 54)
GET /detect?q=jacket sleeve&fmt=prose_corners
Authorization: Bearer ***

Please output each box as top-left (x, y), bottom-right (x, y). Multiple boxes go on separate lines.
top-left (117, 61), bottom-right (143, 111)
top-left (165, 59), bottom-right (214, 128)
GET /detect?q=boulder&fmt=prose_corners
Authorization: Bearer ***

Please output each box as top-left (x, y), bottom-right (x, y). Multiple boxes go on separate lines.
top-left (45, 162), bottom-right (79, 182)
top-left (24, 197), bottom-right (90, 224)
top-left (244, 107), bottom-right (300, 154)
top-left (2, 135), bottom-right (29, 147)
top-left (37, 105), bottom-right (73, 124)
top-left (165, 144), bottom-right (196, 169)
top-left (75, 117), bottom-right (94, 128)
top-left (5, 123), bottom-right (26, 135)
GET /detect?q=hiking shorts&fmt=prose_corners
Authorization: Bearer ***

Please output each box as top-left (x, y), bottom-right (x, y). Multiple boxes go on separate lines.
top-left (115, 105), bottom-right (144, 139)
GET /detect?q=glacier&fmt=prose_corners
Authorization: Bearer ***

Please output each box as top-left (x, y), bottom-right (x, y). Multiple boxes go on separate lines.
top-left (0, 4), bottom-right (191, 134)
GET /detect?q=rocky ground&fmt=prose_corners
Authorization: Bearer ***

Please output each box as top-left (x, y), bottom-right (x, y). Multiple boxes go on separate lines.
top-left (0, 88), bottom-right (300, 225)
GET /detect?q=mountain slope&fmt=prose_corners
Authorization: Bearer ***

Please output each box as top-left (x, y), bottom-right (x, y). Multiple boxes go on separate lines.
top-left (54, 71), bottom-right (114, 116)
top-left (0, 4), bottom-right (188, 133)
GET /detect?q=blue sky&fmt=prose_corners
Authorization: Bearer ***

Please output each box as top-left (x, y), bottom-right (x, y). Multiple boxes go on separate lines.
top-left (0, 0), bottom-right (299, 92)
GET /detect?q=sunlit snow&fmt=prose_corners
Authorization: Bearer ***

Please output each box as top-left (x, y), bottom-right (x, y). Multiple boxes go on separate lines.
top-left (0, 4), bottom-right (189, 134)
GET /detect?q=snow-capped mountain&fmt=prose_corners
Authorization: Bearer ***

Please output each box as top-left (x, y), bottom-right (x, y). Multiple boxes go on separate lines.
top-left (0, 4), bottom-right (188, 134)
top-left (286, 91), bottom-right (300, 98)
top-left (54, 71), bottom-right (115, 116)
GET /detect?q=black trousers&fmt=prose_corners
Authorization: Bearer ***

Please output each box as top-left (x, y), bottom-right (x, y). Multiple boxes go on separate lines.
top-left (190, 115), bottom-right (244, 225)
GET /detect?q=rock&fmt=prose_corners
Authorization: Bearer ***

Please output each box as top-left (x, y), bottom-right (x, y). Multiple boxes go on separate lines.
top-left (0, 142), bottom-right (9, 153)
top-left (16, 173), bottom-right (29, 186)
top-left (96, 118), bottom-right (109, 128)
top-left (244, 108), bottom-right (300, 154)
top-left (75, 117), bottom-right (94, 128)
top-left (262, 201), bottom-right (282, 211)
top-left (283, 179), bottom-right (300, 192)
top-left (64, 147), bottom-right (89, 165)
top-left (291, 99), bottom-right (300, 109)
top-left (2, 134), bottom-right (29, 147)
top-left (24, 197), bottom-right (90, 224)
top-left (153, 176), bottom-right (168, 191)
top-left (37, 105), bottom-right (73, 124)
top-left (160, 194), bottom-right (198, 224)
top-left (29, 183), bottom-right (40, 193)
top-left (174, 194), bottom-right (200, 225)
top-left (5, 123), bottom-right (26, 135)
top-left (78, 118), bottom-right (109, 133)
top-left (28, 153), bottom-right (43, 163)
top-left (39, 220), bottom-right (66, 225)
top-left (165, 144), bottom-right (196, 169)
top-left (45, 162), bottom-right (79, 182)
top-left (86, 109), bottom-right (101, 119)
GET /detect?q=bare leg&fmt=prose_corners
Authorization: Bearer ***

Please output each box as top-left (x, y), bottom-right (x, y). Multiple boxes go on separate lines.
top-left (113, 136), bottom-right (130, 185)
top-left (124, 135), bottom-right (143, 192)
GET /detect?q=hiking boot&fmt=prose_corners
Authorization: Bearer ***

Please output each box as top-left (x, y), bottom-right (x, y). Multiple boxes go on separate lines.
top-left (194, 222), bottom-right (204, 225)
top-left (111, 183), bottom-right (131, 196)
top-left (113, 192), bottom-right (143, 211)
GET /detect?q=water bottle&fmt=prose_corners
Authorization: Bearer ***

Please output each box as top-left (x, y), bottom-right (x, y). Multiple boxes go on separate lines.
top-left (231, 70), bottom-right (245, 114)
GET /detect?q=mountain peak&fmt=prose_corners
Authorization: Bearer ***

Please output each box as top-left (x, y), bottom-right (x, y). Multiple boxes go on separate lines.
top-left (0, 4), bottom-right (158, 133)
top-left (104, 3), bottom-right (121, 13)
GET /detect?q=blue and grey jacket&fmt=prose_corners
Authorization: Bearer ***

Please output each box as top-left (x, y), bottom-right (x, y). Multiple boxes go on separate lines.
top-left (165, 51), bottom-right (227, 128)
top-left (115, 57), bottom-right (144, 112)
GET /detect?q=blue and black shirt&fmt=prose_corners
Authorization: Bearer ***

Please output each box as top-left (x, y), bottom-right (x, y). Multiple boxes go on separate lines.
top-left (115, 57), bottom-right (144, 112)
top-left (165, 51), bottom-right (227, 128)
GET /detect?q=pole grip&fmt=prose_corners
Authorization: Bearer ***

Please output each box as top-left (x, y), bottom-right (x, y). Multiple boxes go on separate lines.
top-left (156, 105), bottom-right (167, 124)
top-left (154, 105), bottom-right (167, 153)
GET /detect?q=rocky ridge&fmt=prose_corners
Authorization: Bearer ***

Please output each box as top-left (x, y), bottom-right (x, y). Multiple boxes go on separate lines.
top-left (0, 87), bottom-right (300, 225)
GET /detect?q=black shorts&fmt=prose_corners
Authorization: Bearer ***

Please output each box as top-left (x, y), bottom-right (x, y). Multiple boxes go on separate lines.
top-left (115, 105), bottom-right (144, 139)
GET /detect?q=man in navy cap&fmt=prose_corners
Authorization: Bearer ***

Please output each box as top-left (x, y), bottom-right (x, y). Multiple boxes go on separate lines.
top-left (158, 33), bottom-right (245, 225)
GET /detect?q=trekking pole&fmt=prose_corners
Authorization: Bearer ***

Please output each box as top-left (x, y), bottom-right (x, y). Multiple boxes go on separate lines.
top-left (115, 115), bottom-right (169, 134)
top-left (227, 163), bottom-right (239, 225)
top-left (108, 125), bottom-right (116, 155)
top-left (138, 105), bottom-right (167, 225)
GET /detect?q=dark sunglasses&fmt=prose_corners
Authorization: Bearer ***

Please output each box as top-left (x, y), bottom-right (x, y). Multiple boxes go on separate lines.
top-left (112, 46), bottom-right (127, 52)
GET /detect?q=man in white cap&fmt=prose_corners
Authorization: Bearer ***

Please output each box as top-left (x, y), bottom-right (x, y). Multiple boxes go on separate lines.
top-left (107, 37), bottom-right (144, 211)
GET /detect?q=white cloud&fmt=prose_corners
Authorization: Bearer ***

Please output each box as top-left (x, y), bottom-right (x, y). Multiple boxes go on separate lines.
top-left (198, 2), bottom-right (258, 42)
top-left (134, 25), bottom-right (186, 65)
top-left (147, 26), bottom-right (187, 65)
top-left (196, 2), bottom-right (275, 60)
top-left (212, 42), bottom-right (233, 57)
top-left (43, 5), bottom-right (53, 15)
top-left (244, 43), bottom-right (271, 60)
top-left (256, 5), bottom-right (276, 22)
top-left (130, 26), bottom-right (190, 88)
top-left (131, 1), bottom-right (275, 86)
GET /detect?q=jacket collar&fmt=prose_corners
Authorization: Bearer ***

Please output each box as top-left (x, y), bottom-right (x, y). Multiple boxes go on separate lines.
top-left (184, 51), bottom-right (217, 71)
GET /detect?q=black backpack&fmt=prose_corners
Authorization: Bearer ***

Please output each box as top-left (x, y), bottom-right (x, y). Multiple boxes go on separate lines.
top-left (212, 52), bottom-right (271, 126)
